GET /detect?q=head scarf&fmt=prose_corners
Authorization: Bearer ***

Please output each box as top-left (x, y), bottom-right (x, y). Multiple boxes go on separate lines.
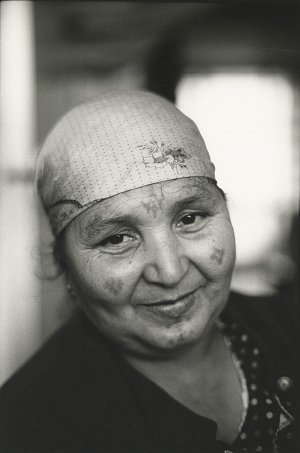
top-left (36, 90), bottom-right (215, 236)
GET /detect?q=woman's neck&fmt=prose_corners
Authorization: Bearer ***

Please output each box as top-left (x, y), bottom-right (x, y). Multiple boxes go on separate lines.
top-left (124, 323), bottom-right (223, 388)
top-left (123, 322), bottom-right (245, 445)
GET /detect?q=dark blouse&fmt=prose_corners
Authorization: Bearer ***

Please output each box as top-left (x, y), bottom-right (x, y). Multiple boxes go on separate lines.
top-left (0, 291), bottom-right (298, 453)
top-left (218, 312), bottom-right (295, 453)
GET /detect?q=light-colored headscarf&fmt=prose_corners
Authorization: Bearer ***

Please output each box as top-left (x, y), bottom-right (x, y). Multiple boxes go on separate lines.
top-left (36, 90), bottom-right (215, 236)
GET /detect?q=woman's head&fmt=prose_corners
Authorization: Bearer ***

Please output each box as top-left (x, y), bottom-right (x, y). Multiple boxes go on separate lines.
top-left (36, 91), bottom-right (235, 357)
top-left (36, 90), bottom-right (215, 236)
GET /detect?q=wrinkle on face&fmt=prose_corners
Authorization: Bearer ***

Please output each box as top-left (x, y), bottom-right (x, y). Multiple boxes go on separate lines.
top-left (162, 177), bottom-right (221, 210)
top-left (169, 176), bottom-right (211, 196)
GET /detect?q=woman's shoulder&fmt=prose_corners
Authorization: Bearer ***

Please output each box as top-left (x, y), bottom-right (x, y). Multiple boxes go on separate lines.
top-left (1, 311), bottom-right (113, 391)
top-left (226, 290), bottom-right (299, 340)
top-left (224, 291), bottom-right (299, 392)
top-left (0, 312), bottom-right (123, 450)
top-left (0, 312), bottom-right (111, 418)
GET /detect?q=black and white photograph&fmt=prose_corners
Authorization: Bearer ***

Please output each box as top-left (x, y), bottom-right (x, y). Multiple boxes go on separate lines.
top-left (0, 2), bottom-right (299, 452)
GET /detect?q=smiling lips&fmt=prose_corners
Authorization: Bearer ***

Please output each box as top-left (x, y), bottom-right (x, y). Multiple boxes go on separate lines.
top-left (144, 288), bottom-right (198, 307)
top-left (137, 288), bottom-right (199, 320)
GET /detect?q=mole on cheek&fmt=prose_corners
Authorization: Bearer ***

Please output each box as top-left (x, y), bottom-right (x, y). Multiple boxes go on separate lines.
top-left (103, 278), bottom-right (124, 296)
top-left (210, 247), bottom-right (225, 265)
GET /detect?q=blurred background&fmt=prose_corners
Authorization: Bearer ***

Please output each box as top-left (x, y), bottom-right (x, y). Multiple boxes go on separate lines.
top-left (1, 1), bottom-right (299, 385)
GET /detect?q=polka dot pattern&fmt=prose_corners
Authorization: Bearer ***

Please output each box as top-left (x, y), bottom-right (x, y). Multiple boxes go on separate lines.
top-left (217, 315), bottom-right (295, 453)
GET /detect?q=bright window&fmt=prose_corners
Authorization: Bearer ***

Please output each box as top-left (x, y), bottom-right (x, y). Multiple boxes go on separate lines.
top-left (176, 72), bottom-right (299, 294)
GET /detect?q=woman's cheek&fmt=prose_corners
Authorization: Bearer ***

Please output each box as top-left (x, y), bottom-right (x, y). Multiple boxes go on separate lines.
top-left (195, 222), bottom-right (235, 277)
top-left (83, 255), bottom-right (141, 303)
top-left (211, 227), bottom-right (236, 277)
top-left (209, 246), bottom-right (226, 266)
top-left (102, 277), bottom-right (125, 297)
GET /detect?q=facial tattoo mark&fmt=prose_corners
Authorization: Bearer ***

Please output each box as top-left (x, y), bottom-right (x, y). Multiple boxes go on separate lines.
top-left (140, 184), bottom-right (164, 218)
top-left (103, 277), bottom-right (124, 297)
top-left (141, 199), bottom-right (163, 218)
top-left (210, 247), bottom-right (225, 265)
top-left (183, 176), bottom-right (213, 197)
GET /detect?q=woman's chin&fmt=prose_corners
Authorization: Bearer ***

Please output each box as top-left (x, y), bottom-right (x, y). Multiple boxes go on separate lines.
top-left (123, 320), bottom-right (206, 358)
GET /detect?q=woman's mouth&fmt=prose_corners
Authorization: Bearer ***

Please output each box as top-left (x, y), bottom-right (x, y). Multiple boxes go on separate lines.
top-left (136, 289), bottom-right (199, 321)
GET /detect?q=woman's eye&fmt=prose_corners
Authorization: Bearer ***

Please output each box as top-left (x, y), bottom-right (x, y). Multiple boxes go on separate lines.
top-left (106, 234), bottom-right (125, 245)
top-left (100, 233), bottom-right (135, 248)
top-left (177, 213), bottom-right (207, 230)
top-left (180, 214), bottom-right (197, 225)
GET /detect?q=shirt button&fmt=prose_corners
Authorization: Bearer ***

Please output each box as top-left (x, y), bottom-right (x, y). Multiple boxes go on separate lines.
top-left (277, 376), bottom-right (293, 391)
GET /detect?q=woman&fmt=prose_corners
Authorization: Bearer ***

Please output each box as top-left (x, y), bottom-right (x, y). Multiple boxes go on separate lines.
top-left (0, 91), bottom-right (298, 452)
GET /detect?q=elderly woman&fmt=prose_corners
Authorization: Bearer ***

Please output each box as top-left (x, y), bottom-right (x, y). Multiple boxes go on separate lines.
top-left (0, 91), bottom-right (298, 453)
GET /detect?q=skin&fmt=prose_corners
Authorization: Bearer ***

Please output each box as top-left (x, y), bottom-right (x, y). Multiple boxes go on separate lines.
top-left (61, 176), bottom-right (241, 443)
top-left (62, 176), bottom-right (236, 358)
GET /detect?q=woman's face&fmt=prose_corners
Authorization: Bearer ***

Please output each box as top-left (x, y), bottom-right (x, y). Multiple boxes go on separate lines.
top-left (62, 177), bottom-right (236, 357)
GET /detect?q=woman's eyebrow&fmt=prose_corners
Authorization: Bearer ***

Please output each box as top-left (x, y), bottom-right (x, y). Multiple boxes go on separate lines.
top-left (170, 193), bottom-right (213, 213)
top-left (82, 214), bottom-right (138, 238)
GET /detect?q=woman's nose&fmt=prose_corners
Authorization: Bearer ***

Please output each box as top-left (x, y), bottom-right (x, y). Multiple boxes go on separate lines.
top-left (142, 234), bottom-right (189, 287)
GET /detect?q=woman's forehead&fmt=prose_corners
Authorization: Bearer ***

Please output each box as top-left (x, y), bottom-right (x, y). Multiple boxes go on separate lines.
top-left (73, 177), bottom-right (218, 230)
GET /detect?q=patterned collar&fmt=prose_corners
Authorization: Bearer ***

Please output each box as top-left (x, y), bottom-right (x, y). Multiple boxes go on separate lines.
top-left (216, 316), bottom-right (295, 453)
